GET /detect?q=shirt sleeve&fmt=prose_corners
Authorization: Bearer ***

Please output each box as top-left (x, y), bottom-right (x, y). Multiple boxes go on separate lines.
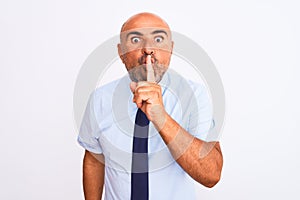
top-left (77, 91), bottom-right (103, 154)
top-left (187, 82), bottom-right (215, 142)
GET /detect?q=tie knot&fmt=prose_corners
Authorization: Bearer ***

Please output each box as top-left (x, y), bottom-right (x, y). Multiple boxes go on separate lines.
top-left (135, 109), bottom-right (149, 127)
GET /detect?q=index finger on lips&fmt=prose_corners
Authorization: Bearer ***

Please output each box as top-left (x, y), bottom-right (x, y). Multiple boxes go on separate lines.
top-left (146, 55), bottom-right (155, 83)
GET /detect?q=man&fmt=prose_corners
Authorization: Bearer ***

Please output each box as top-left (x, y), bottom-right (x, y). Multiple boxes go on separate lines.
top-left (78, 12), bottom-right (223, 200)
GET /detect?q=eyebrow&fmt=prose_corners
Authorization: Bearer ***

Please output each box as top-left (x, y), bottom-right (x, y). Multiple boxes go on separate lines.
top-left (126, 30), bottom-right (169, 40)
top-left (151, 30), bottom-right (168, 36)
top-left (126, 31), bottom-right (143, 40)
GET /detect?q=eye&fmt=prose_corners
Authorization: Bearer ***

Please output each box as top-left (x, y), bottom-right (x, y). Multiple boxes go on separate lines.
top-left (131, 37), bottom-right (141, 44)
top-left (154, 36), bottom-right (164, 43)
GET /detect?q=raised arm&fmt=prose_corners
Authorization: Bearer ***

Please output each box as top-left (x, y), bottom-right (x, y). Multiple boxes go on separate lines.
top-left (158, 114), bottom-right (223, 187)
top-left (130, 81), bottom-right (223, 188)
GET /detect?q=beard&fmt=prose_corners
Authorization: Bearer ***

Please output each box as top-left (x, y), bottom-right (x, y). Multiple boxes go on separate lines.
top-left (127, 57), bottom-right (168, 83)
top-left (128, 63), bottom-right (167, 83)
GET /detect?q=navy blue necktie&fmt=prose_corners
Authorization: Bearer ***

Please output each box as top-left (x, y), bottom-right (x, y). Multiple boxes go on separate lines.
top-left (131, 108), bottom-right (149, 200)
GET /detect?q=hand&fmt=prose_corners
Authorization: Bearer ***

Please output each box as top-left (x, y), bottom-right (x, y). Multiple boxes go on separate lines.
top-left (130, 81), bottom-right (167, 130)
top-left (130, 55), bottom-right (167, 130)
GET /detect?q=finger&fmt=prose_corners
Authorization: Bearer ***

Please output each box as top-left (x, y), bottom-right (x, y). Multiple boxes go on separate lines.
top-left (137, 81), bottom-right (150, 88)
top-left (135, 84), bottom-right (162, 94)
top-left (130, 82), bottom-right (137, 93)
top-left (134, 94), bottom-right (148, 108)
top-left (146, 55), bottom-right (155, 82)
top-left (134, 91), bottom-right (157, 105)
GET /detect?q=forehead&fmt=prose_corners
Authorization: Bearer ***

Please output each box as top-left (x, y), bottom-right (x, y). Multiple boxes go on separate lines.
top-left (121, 14), bottom-right (170, 32)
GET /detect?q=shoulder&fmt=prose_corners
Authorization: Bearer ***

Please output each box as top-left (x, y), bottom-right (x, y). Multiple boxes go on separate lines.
top-left (87, 78), bottom-right (124, 116)
top-left (186, 79), bottom-right (208, 97)
top-left (165, 70), bottom-right (207, 97)
top-left (90, 76), bottom-right (131, 104)
top-left (88, 75), bottom-right (132, 117)
top-left (92, 78), bottom-right (122, 99)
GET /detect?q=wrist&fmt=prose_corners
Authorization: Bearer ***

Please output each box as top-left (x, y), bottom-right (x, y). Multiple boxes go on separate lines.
top-left (151, 108), bottom-right (168, 132)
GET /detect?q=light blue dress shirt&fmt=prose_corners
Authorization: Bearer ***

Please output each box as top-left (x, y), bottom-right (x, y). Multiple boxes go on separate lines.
top-left (78, 70), bottom-right (213, 200)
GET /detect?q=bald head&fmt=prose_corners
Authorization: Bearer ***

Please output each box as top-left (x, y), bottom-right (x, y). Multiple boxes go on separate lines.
top-left (118, 12), bottom-right (174, 83)
top-left (121, 12), bottom-right (170, 33)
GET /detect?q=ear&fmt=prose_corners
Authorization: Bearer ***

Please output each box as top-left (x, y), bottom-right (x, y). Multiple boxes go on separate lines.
top-left (170, 41), bottom-right (174, 54)
top-left (118, 43), bottom-right (125, 64)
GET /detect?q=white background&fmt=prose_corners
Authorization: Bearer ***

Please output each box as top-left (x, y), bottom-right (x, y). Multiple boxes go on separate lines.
top-left (1, 0), bottom-right (300, 199)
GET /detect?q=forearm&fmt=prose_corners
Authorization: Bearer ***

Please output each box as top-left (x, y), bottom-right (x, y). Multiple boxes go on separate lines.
top-left (83, 151), bottom-right (105, 200)
top-left (130, 81), bottom-right (223, 187)
top-left (158, 114), bottom-right (223, 188)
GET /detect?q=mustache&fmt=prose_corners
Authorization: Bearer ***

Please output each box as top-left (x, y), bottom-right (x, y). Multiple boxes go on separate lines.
top-left (128, 63), bottom-right (166, 83)
top-left (138, 55), bottom-right (158, 65)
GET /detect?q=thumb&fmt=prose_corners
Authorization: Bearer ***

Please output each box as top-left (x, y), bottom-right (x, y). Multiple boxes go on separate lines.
top-left (130, 82), bottom-right (137, 93)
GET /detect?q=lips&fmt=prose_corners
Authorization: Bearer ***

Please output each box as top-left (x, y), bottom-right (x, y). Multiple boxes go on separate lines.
top-left (140, 56), bottom-right (156, 65)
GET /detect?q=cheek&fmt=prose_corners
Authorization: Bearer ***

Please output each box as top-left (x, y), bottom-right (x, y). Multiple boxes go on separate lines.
top-left (124, 51), bottom-right (141, 63)
top-left (157, 51), bottom-right (172, 65)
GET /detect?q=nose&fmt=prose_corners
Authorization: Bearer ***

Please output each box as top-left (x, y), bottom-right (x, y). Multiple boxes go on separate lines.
top-left (142, 48), bottom-right (154, 55)
top-left (141, 41), bottom-right (155, 55)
